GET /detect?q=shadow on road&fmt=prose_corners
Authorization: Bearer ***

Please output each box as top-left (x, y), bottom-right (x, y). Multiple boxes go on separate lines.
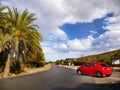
top-left (114, 69), bottom-right (120, 72)
top-left (52, 82), bottom-right (120, 90)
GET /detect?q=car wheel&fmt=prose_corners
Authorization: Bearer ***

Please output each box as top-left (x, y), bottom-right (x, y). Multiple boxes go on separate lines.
top-left (77, 70), bottom-right (82, 75)
top-left (96, 72), bottom-right (102, 77)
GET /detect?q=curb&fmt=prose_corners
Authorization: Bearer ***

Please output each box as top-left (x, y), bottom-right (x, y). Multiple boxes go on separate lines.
top-left (0, 64), bottom-right (52, 79)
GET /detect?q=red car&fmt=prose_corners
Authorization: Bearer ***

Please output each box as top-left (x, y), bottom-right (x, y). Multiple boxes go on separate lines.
top-left (77, 62), bottom-right (112, 77)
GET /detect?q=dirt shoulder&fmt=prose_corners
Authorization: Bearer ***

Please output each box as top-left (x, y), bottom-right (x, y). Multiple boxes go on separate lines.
top-left (0, 64), bottom-right (51, 79)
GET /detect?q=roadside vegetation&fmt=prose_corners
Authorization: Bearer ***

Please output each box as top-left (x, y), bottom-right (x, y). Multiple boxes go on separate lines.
top-left (0, 6), bottom-right (45, 78)
top-left (55, 49), bottom-right (120, 67)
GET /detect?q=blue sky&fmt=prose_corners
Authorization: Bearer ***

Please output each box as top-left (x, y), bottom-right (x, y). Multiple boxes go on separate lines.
top-left (60, 18), bottom-right (105, 39)
top-left (60, 13), bottom-right (114, 40)
top-left (1, 0), bottom-right (120, 61)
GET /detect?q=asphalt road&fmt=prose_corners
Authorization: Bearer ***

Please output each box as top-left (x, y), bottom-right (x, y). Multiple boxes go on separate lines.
top-left (0, 65), bottom-right (120, 90)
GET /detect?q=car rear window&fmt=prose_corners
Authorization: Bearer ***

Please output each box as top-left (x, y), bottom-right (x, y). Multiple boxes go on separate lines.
top-left (101, 63), bottom-right (108, 67)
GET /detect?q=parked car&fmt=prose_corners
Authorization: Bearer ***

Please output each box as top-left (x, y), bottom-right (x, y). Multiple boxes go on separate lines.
top-left (77, 62), bottom-right (112, 77)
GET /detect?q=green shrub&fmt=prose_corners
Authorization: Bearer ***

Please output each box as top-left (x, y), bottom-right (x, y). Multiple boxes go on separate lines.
top-left (10, 60), bottom-right (21, 74)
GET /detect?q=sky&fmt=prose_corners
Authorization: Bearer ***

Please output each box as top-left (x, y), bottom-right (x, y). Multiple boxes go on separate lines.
top-left (1, 0), bottom-right (120, 62)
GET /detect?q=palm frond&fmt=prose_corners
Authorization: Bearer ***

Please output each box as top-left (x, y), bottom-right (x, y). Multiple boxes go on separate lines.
top-left (0, 6), bottom-right (8, 12)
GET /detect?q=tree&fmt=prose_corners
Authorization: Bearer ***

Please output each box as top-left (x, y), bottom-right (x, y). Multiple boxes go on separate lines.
top-left (0, 6), bottom-right (44, 78)
top-left (0, 6), bottom-right (12, 77)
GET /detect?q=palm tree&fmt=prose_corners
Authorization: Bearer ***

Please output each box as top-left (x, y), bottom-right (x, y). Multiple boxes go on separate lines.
top-left (0, 7), bottom-right (44, 78)
top-left (0, 6), bottom-right (12, 77)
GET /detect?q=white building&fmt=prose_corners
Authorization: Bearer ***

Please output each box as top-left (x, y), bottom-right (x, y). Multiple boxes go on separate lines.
top-left (112, 59), bottom-right (120, 65)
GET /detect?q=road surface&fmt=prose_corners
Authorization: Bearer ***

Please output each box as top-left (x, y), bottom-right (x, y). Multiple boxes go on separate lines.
top-left (0, 65), bottom-right (120, 90)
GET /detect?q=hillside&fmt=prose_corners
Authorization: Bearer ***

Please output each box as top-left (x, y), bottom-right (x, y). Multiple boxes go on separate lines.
top-left (56, 49), bottom-right (120, 66)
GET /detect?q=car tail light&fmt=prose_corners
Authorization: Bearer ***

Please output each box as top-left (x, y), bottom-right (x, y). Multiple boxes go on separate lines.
top-left (107, 68), bottom-right (110, 70)
top-left (102, 67), bottom-right (105, 70)
top-left (102, 67), bottom-right (111, 70)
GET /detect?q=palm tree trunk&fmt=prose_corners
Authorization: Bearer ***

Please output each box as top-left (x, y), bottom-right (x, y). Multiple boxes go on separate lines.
top-left (2, 54), bottom-right (11, 78)
top-left (2, 49), bottom-right (14, 78)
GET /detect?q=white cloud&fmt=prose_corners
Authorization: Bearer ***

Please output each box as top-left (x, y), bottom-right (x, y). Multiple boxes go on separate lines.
top-left (67, 35), bottom-right (94, 51)
top-left (1, 0), bottom-right (120, 61)
top-left (62, 0), bottom-right (120, 23)
top-left (2, 0), bottom-right (120, 40)
top-left (52, 35), bottom-right (94, 52)
top-left (93, 14), bottom-right (120, 52)
top-left (105, 15), bottom-right (120, 24)
top-left (94, 31), bottom-right (120, 52)
top-left (90, 30), bottom-right (98, 35)
top-left (48, 28), bottom-right (68, 40)
top-left (53, 43), bottom-right (68, 52)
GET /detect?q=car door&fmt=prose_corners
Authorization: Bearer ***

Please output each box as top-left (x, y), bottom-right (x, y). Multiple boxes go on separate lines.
top-left (89, 63), bottom-right (97, 75)
top-left (83, 63), bottom-right (90, 74)
top-left (80, 64), bottom-right (87, 74)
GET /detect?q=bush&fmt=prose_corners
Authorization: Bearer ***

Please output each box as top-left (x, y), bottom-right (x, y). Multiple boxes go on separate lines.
top-left (10, 60), bottom-right (21, 74)
top-left (55, 60), bottom-right (62, 65)
top-left (112, 64), bottom-right (120, 67)
top-left (36, 61), bottom-right (46, 67)
top-left (73, 60), bottom-right (85, 66)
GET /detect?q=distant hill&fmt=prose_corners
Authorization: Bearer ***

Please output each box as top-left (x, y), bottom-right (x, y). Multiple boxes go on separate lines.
top-left (55, 49), bottom-right (120, 66)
